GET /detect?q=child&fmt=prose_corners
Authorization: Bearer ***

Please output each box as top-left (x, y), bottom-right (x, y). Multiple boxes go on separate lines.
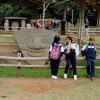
top-left (64, 36), bottom-right (77, 80)
top-left (49, 35), bottom-right (64, 79)
top-left (52, 18), bottom-right (57, 31)
top-left (81, 37), bottom-right (99, 81)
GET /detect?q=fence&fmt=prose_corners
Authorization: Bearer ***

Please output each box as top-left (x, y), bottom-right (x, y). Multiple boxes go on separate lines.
top-left (0, 52), bottom-right (100, 77)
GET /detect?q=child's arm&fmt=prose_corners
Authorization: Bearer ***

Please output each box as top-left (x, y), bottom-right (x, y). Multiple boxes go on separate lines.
top-left (60, 46), bottom-right (64, 56)
top-left (81, 45), bottom-right (87, 59)
top-left (49, 45), bottom-right (52, 58)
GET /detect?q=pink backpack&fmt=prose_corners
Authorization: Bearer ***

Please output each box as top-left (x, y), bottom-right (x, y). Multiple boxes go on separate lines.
top-left (50, 43), bottom-right (62, 60)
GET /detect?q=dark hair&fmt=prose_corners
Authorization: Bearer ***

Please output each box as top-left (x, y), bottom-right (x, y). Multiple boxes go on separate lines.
top-left (54, 35), bottom-right (60, 43)
top-left (66, 36), bottom-right (72, 42)
top-left (89, 37), bottom-right (95, 41)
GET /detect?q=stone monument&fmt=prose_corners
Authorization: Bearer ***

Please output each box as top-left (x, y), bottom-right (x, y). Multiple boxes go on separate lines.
top-left (13, 28), bottom-right (58, 64)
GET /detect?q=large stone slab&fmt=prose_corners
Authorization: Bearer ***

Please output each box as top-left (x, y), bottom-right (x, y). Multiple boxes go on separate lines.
top-left (13, 28), bottom-right (57, 64)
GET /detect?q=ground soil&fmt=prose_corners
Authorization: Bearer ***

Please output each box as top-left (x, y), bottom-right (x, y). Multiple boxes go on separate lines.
top-left (0, 77), bottom-right (100, 100)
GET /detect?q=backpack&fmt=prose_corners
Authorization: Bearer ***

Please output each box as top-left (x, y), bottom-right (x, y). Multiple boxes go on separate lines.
top-left (45, 24), bottom-right (49, 29)
top-left (50, 43), bottom-right (62, 60)
top-left (72, 43), bottom-right (80, 57)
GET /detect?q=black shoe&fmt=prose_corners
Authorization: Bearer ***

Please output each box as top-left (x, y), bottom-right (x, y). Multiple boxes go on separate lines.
top-left (91, 77), bottom-right (95, 81)
top-left (88, 75), bottom-right (91, 78)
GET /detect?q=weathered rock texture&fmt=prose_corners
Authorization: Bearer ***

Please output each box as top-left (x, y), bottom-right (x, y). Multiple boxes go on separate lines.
top-left (13, 28), bottom-right (57, 64)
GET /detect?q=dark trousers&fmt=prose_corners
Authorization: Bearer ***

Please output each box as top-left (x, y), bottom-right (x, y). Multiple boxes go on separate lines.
top-left (61, 27), bottom-right (65, 35)
top-left (87, 58), bottom-right (95, 77)
top-left (50, 60), bottom-right (60, 76)
top-left (64, 54), bottom-right (77, 75)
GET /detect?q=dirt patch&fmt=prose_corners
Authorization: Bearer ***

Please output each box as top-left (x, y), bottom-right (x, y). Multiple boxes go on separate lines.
top-left (0, 77), bottom-right (99, 93)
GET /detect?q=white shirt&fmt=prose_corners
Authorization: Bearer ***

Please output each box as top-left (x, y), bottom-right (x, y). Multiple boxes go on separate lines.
top-left (64, 43), bottom-right (76, 51)
top-left (49, 44), bottom-right (64, 52)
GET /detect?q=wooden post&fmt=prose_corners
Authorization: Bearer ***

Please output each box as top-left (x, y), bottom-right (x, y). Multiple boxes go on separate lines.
top-left (97, 6), bottom-right (100, 27)
top-left (17, 52), bottom-right (21, 77)
top-left (77, 0), bottom-right (85, 49)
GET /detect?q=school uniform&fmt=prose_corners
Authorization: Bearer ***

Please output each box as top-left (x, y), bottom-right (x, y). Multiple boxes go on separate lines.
top-left (64, 43), bottom-right (77, 75)
top-left (81, 43), bottom-right (96, 77)
top-left (49, 42), bottom-right (64, 76)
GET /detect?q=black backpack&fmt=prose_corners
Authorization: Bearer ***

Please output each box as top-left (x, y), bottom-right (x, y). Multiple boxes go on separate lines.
top-left (45, 24), bottom-right (49, 29)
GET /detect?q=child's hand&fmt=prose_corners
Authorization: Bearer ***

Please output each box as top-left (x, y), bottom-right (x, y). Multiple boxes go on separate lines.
top-left (64, 51), bottom-right (67, 54)
top-left (96, 56), bottom-right (100, 59)
top-left (83, 56), bottom-right (86, 59)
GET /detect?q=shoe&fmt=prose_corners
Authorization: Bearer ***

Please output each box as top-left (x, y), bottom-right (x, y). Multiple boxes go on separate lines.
top-left (91, 77), bottom-right (94, 81)
top-left (54, 76), bottom-right (57, 79)
top-left (74, 75), bottom-right (77, 80)
top-left (64, 73), bottom-right (67, 79)
top-left (88, 75), bottom-right (91, 78)
top-left (51, 75), bottom-right (54, 79)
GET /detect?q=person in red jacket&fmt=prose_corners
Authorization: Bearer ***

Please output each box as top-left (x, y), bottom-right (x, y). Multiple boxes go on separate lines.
top-left (45, 21), bottom-right (51, 30)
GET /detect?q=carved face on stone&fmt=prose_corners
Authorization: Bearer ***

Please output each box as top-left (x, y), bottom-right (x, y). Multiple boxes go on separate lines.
top-left (13, 28), bottom-right (57, 58)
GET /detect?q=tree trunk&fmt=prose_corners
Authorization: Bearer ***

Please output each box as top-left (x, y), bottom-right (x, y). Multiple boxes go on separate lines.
top-left (64, 5), bottom-right (67, 20)
top-left (77, 0), bottom-right (85, 49)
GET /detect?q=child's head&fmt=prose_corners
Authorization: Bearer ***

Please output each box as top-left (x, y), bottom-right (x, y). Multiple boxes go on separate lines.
top-left (66, 36), bottom-right (72, 43)
top-left (89, 37), bottom-right (95, 44)
top-left (54, 35), bottom-right (60, 43)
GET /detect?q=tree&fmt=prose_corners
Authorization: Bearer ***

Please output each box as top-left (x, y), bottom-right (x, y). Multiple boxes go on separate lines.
top-left (0, 3), bottom-right (32, 18)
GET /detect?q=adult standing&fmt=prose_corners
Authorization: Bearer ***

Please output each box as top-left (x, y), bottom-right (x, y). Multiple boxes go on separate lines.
top-left (52, 17), bottom-right (57, 31)
top-left (85, 18), bottom-right (89, 39)
top-left (61, 18), bottom-right (66, 35)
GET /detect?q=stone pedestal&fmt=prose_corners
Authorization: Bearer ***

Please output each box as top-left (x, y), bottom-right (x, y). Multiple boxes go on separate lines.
top-left (21, 20), bottom-right (26, 28)
top-left (4, 19), bottom-right (9, 31)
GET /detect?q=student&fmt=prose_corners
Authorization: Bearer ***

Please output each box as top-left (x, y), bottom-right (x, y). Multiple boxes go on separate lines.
top-left (52, 18), bottom-right (57, 31)
top-left (81, 37), bottom-right (99, 81)
top-left (49, 35), bottom-right (64, 79)
top-left (64, 36), bottom-right (77, 80)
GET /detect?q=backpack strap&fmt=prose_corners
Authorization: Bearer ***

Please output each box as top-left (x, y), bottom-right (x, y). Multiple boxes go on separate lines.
top-left (94, 44), bottom-right (96, 51)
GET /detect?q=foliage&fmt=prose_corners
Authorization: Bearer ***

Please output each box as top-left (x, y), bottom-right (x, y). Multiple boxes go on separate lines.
top-left (0, 3), bottom-right (32, 17)
top-left (0, 1), bottom-right (98, 25)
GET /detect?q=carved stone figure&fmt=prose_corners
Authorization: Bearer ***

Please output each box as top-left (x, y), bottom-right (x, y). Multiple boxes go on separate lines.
top-left (13, 28), bottom-right (57, 64)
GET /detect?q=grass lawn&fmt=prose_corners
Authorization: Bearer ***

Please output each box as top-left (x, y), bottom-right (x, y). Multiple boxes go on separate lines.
top-left (0, 37), bottom-right (15, 42)
top-left (0, 67), bottom-right (100, 78)
top-left (0, 32), bottom-right (12, 34)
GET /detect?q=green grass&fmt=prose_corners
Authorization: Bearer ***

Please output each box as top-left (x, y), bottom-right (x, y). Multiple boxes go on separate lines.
top-left (0, 86), bottom-right (21, 94)
top-left (1, 95), bottom-right (7, 98)
top-left (77, 60), bottom-right (100, 66)
top-left (0, 67), bottom-right (100, 78)
top-left (0, 32), bottom-right (12, 34)
top-left (0, 37), bottom-right (15, 42)
top-left (94, 38), bottom-right (100, 46)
